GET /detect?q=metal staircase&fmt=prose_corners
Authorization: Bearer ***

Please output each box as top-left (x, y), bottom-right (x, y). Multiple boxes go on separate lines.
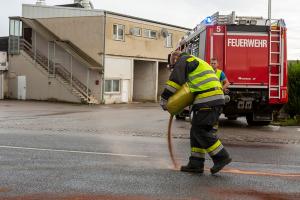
top-left (20, 39), bottom-right (99, 104)
top-left (268, 21), bottom-right (284, 102)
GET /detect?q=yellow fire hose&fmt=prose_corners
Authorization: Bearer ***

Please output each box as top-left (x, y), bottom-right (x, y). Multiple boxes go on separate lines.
top-left (167, 114), bottom-right (179, 169)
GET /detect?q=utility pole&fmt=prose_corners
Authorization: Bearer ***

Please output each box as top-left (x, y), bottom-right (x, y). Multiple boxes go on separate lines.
top-left (268, 0), bottom-right (272, 20)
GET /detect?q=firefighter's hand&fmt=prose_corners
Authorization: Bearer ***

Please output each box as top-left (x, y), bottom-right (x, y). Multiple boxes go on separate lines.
top-left (160, 98), bottom-right (168, 111)
top-left (223, 88), bottom-right (229, 94)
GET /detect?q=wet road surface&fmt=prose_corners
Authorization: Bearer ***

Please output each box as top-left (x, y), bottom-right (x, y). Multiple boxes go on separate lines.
top-left (0, 101), bottom-right (299, 199)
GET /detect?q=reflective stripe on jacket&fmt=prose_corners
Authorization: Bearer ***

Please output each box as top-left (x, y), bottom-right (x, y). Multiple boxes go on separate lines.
top-left (165, 80), bottom-right (181, 94)
top-left (187, 56), bottom-right (224, 107)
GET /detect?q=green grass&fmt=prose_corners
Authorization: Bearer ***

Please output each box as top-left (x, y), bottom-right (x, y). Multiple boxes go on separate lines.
top-left (272, 118), bottom-right (300, 126)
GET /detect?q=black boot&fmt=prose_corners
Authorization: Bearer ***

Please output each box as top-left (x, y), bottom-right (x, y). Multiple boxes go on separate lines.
top-left (210, 149), bottom-right (232, 175)
top-left (180, 157), bottom-right (204, 173)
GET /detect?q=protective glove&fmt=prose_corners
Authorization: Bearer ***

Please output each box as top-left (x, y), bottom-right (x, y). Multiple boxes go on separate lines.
top-left (160, 98), bottom-right (168, 111)
top-left (223, 88), bottom-right (229, 94)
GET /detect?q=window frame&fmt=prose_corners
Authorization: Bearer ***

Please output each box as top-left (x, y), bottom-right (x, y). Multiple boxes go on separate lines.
top-left (113, 24), bottom-right (125, 41)
top-left (104, 79), bottom-right (121, 94)
top-left (165, 33), bottom-right (173, 48)
top-left (143, 29), bottom-right (157, 39)
top-left (131, 27), bottom-right (142, 37)
top-left (9, 19), bottom-right (22, 37)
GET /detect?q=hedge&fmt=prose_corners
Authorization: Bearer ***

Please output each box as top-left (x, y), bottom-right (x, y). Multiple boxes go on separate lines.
top-left (285, 61), bottom-right (300, 117)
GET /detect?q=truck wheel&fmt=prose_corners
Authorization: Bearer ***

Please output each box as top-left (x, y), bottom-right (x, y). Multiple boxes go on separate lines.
top-left (246, 114), bottom-right (270, 126)
top-left (175, 115), bottom-right (185, 120)
top-left (227, 116), bottom-right (237, 120)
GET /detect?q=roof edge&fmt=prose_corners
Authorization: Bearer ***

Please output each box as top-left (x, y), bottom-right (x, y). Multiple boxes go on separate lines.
top-left (22, 4), bottom-right (191, 31)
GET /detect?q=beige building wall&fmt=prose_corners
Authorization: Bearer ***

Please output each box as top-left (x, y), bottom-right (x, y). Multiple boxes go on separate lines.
top-left (158, 62), bottom-right (170, 100)
top-left (29, 31), bottom-right (102, 101)
top-left (36, 16), bottom-right (105, 66)
top-left (133, 60), bottom-right (157, 101)
top-left (0, 72), bottom-right (8, 99)
top-left (8, 51), bottom-right (81, 103)
top-left (105, 14), bottom-right (188, 60)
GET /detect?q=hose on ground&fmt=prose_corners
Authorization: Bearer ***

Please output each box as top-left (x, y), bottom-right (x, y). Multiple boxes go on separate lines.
top-left (167, 114), bottom-right (179, 169)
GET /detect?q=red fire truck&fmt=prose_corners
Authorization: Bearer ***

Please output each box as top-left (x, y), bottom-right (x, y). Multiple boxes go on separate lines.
top-left (177, 12), bottom-right (288, 125)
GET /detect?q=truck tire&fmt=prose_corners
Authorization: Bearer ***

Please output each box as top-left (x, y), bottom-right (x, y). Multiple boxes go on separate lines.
top-left (227, 116), bottom-right (237, 120)
top-left (246, 114), bottom-right (270, 126)
top-left (175, 115), bottom-right (185, 120)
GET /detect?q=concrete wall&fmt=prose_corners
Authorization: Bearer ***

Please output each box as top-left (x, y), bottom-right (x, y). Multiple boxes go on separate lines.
top-left (30, 31), bottom-right (102, 101)
top-left (105, 14), bottom-right (188, 60)
top-left (22, 4), bottom-right (104, 18)
top-left (133, 60), bottom-right (157, 101)
top-left (37, 16), bottom-right (105, 66)
top-left (8, 52), bottom-right (81, 103)
top-left (3, 72), bottom-right (8, 98)
top-left (0, 72), bottom-right (7, 99)
top-left (158, 62), bottom-right (170, 100)
top-left (104, 56), bottom-right (133, 104)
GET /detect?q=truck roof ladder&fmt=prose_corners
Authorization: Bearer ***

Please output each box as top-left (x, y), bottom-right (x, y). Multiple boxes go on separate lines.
top-left (268, 19), bottom-right (284, 101)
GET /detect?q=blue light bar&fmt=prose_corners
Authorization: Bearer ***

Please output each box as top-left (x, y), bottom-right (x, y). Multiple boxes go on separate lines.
top-left (205, 16), bottom-right (212, 24)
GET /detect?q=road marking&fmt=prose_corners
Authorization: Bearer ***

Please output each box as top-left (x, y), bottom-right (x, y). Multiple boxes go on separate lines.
top-left (0, 145), bottom-right (149, 158)
top-left (221, 168), bottom-right (300, 178)
top-left (297, 128), bottom-right (300, 132)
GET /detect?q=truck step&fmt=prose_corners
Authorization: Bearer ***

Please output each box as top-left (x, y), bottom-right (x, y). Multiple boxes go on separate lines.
top-left (270, 52), bottom-right (280, 54)
top-left (270, 85), bottom-right (280, 90)
top-left (269, 63), bottom-right (281, 65)
top-left (270, 88), bottom-right (280, 91)
top-left (270, 96), bottom-right (280, 98)
top-left (270, 34), bottom-right (280, 37)
top-left (270, 74), bottom-right (280, 76)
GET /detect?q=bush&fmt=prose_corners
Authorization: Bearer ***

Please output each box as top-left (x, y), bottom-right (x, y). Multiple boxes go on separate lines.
top-left (285, 62), bottom-right (300, 118)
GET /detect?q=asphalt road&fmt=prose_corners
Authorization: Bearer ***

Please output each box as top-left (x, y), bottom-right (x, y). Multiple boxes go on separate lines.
top-left (0, 101), bottom-right (299, 200)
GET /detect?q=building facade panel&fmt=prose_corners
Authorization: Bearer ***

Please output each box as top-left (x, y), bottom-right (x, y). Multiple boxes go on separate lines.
top-left (104, 56), bottom-right (133, 104)
top-left (133, 60), bottom-right (157, 101)
top-left (31, 30), bottom-right (102, 101)
top-left (37, 16), bottom-right (105, 65)
top-left (8, 52), bottom-right (81, 103)
top-left (105, 15), bottom-right (188, 60)
top-left (22, 4), bottom-right (104, 18)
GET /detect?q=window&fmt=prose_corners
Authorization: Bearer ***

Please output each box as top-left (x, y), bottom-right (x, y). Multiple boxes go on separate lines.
top-left (113, 24), bottom-right (125, 41)
top-left (9, 19), bottom-right (22, 36)
top-left (105, 80), bottom-right (120, 93)
top-left (9, 19), bottom-right (22, 54)
top-left (143, 29), bottom-right (157, 39)
top-left (165, 33), bottom-right (173, 48)
top-left (131, 27), bottom-right (141, 36)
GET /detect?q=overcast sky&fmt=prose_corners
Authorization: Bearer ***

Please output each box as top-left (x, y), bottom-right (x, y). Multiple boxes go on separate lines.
top-left (0, 0), bottom-right (299, 59)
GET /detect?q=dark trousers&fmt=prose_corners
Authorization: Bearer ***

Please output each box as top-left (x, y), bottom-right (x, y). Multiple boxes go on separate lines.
top-left (189, 106), bottom-right (230, 165)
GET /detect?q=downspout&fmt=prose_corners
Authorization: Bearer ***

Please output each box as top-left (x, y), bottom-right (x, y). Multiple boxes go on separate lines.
top-left (101, 11), bottom-right (107, 104)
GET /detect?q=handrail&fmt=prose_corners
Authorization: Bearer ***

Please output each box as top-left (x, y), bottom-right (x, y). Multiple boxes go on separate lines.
top-left (21, 39), bottom-right (32, 49)
top-left (55, 63), bottom-right (91, 96)
top-left (19, 38), bottom-right (92, 100)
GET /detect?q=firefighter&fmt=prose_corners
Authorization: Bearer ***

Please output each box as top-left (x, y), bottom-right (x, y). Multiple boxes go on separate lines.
top-left (160, 51), bottom-right (232, 175)
top-left (210, 58), bottom-right (230, 93)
